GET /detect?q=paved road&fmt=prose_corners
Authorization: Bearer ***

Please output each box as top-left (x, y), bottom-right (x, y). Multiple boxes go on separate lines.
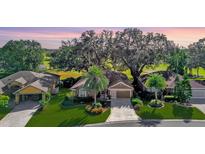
top-left (106, 98), bottom-right (139, 122)
top-left (190, 98), bottom-right (205, 104)
top-left (0, 101), bottom-right (39, 127)
top-left (86, 120), bottom-right (205, 127)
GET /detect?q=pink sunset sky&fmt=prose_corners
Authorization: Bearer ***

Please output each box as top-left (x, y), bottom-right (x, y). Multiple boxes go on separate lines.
top-left (0, 27), bottom-right (205, 49)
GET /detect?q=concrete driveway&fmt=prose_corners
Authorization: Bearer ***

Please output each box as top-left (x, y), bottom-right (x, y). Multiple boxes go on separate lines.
top-left (192, 104), bottom-right (205, 114)
top-left (190, 98), bottom-right (205, 114)
top-left (106, 98), bottom-right (139, 122)
top-left (0, 101), bottom-right (40, 127)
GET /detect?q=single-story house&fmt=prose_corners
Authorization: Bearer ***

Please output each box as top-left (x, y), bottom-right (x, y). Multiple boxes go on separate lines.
top-left (0, 71), bottom-right (60, 104)
top-left (70, 71), bottom-right (134, 99)
top-left (166, 75), bottom-right (205, 99)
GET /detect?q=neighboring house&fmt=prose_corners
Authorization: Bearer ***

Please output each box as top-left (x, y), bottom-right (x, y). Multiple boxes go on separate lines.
top-left (166, 75), bottom-right (205, 99)
top-left (70, 71), bottom-right (134, 99)
top-left (0, 71), bottom-right (60, 104)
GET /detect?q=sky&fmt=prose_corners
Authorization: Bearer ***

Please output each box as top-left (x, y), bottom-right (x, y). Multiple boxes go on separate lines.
top-left (0, 27), bottom-right (205, 49)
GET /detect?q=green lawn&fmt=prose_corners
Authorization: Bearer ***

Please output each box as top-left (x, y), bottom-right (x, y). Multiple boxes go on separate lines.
top-left (42, 53), bottom-right (51, 70)
top-left (0, 108), bottom-right (11, 120)
top-left (188, 67), bottom-right (205, 77)
top-left (123, 64), bottom-right (169, 80)
top-left (136, 101), bottom-right (205, 120)
top-left (47, 70), bottom-right (82, 80)
top-left (26, 88), bottom-right (110, 127)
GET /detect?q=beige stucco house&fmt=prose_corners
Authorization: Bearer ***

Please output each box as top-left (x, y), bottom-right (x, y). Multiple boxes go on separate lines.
top-left (70, 71), bottom-right (134, 99)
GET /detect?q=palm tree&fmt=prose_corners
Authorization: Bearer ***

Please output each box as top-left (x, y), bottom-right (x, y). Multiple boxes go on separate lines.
top-left (145, 74), bottom-right (166, 101)
top-left (83, 66), bottom-right (109, 105)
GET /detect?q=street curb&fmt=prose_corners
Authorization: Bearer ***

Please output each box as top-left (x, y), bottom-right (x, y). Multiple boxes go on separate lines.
top-left (85, 119), bottom-right (205, 127)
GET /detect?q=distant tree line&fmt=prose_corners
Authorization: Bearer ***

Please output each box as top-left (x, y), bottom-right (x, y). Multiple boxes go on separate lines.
top-left (0, 40), bottom-right (43, 72)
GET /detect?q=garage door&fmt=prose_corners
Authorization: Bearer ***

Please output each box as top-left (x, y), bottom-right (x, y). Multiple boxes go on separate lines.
top-left (192, 89), bottom-right (205, 98)
top-left (116, 91), bottom-right (130, 98)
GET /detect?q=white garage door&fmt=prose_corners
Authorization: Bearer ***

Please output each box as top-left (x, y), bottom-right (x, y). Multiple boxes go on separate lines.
top-left (192, 89), bottom-right (205, 98)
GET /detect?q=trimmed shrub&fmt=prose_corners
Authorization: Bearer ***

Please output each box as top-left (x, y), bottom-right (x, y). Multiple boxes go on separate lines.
top-left (74, 96), bottom-right (94, 103)
top-left (134, 104), bottom-right (142, 111)
top-left (164, 95), bottom-right (176, 102)
top-left (97, 98), bottom-right (111, 107)
top-left (148, 99), bottom-right (164, 108)
top-left (0, 95), bottom-right (10, 108)
top-left (131, 97), bottom-right (143, 106)
top-left (39, 92), bottom-right (51, 108)
top-left (85, 104), bottom-right (104, 115)
top-left (90, 107), bottom-right (103, 114)
top-left (85, 105), bottom-right (93, 112)
top-left (61, 100), bottom-right (75, 108)
top-left (94, 102), bottom-right (102, 108)
top-left (66, 91), bottom-right (75, 99)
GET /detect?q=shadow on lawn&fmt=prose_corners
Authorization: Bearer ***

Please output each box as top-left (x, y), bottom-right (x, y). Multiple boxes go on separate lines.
top-left (139, 120), bottom-right (162, 127)
top-left (172, 104), bottom-right (193, 121)
top-left (139, 109), bottom-right (163, 120)
top-left (58, 116), bottom-right (88, 127)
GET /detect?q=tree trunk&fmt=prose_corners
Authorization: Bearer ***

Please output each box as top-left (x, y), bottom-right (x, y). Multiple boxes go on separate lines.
top-left (197, 67), bottom-right (200, 77)
top-left (130, 69), bottom-right (145, 92)
top-left (155, 91), bottom-right (158, 101)
top-left (94, 92), bottom-right (97, 105)
top-left (189, 68), bottom-right (192, 76)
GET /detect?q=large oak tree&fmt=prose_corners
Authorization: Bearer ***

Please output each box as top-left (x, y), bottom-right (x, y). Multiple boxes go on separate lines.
top-left (52, 28), bottom-right (175, 92)
top-left (51, 30), bottom-right (113, 71)
top-left (111, 28), bottom-right (175, 91)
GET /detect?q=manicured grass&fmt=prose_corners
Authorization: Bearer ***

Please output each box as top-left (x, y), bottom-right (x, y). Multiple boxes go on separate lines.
top-left (122, 63), bottom-right (169, 80)
top-left (188, 67), bottom-right (205, 77)
top-left (136, 101), bottom-right (205, 120)
top-left (0, 108), bottom-right (11, 120)
top-left (26, 88), bottom-right (110, 127)
top-left (142, 64), bottom-right (169, 74)
top-left (42, 54), bottom-right (51, 70)
top-left (41, 54), bottom-right (82, 80)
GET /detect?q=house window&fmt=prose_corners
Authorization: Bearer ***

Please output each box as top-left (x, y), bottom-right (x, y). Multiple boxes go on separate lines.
top-left (79, 89), bottom-right (87, 97)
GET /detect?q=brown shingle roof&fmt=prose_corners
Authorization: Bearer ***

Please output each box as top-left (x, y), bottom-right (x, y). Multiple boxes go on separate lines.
top-left (0, 71), bottom-right (59, 94)
top-left (70, 79), bottom-right (86, 89)
top-left (70, 70), bottom-right (133, 90)
top-left (15, 77), bottom-right (27, 85)
top-left (105, 70), bottom-right (133, 87)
